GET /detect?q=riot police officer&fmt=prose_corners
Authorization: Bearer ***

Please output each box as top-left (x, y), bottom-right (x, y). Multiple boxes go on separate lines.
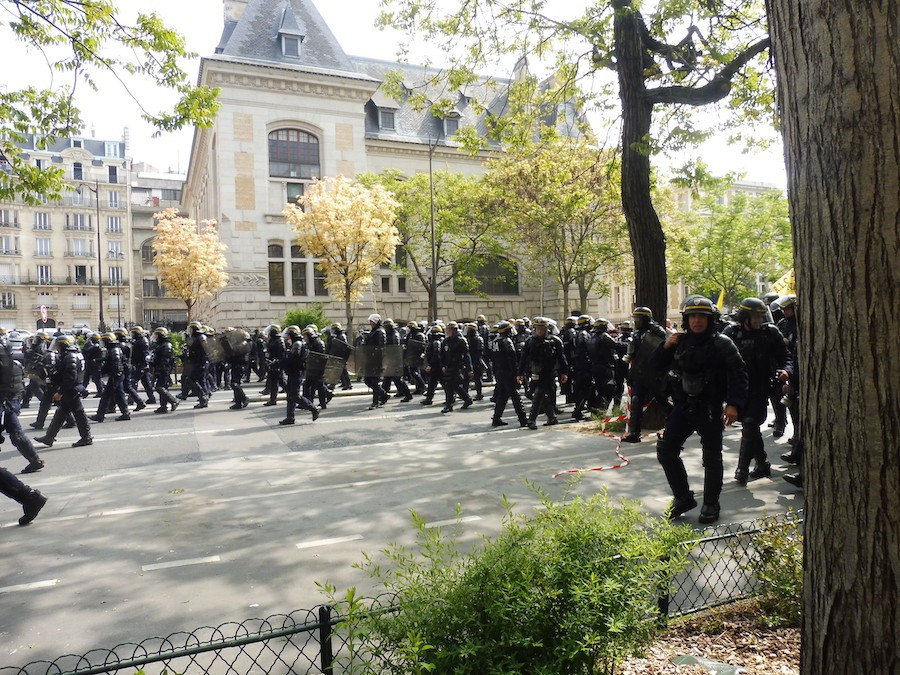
top-left (34, 336), bottom-right (93, 448)
top-left (570, 315), bottom-right (594, 420)
top-left (475, 314), bottom-right (493, 382)
top-left (382, 319), bottom-right (412, 402)
top-left (723, 298), bottom-right (792, 484)
top-left (489, 321), bottom-right (528, 427)
top-left (327, 322), bottom-right (353, 391)
top-left (280, 325), bottom-right (319, 425)
top-left (439, 321), bottom-right (473, 413)
top-left (262, 324), bottom-right (286, 407)
top-left (0, 334), bottom-right (44, 474)
top-left (362, 314), bottom-right (390, 410)
top-left (404, 321), bottom-right (427, 395)
top-left (115, 327), bottom-right (146, 412)
top-left (0, 465), bottom-right (47, 525)
top-left (650, 298), bottom-right (748, 524)
top-left (89, 332), bottom-right (131, 422)
top-left (622, 307), bottom-right (669, 443)
top-left (420, 325), bottom-right (444, 405)
top-left (82, 332), bottom-right (105, 397)
top-left (517, 317), bottom-right (568, 429)
top-left (221, 327), bottom-right (251, 409)
top-left (587, 318), bottom-right (617, 411)
top-left (301, 325), bottom-right (332, 408)
top-left (149, 328), bottom-right (180, 414)
top-left (465, 323), bottom-right (486, 401)
top-left (130, 326), bottom-right (155, 404)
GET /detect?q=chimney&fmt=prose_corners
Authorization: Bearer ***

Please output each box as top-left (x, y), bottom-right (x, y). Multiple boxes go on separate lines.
top-left (123, 126), bottom-right (130, 152)
top-left (224, 0), bottom-right (248, 22)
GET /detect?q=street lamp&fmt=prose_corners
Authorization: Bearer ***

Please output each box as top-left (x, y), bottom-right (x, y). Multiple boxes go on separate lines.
top-left (109, 248), bottom-right (124, 328)
top-left (78, 179), bottom-right (104, 332)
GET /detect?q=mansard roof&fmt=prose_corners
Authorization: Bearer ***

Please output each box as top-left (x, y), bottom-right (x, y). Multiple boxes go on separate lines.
top-left (216, 0), bottom-right (357, 75)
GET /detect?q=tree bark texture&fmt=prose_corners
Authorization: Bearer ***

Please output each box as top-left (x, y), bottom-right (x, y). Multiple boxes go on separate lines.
top-left (766, 1), bottom-right (900, 673)
top-left (614, 4), bottom-right (669, 321)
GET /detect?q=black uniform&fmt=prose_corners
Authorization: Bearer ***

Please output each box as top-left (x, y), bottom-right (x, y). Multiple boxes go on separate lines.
top-left (130, 330), bottom-right (155, 403)
top-left (569, 325), bottom-right (593, 419)
top-left (34, 343), bottom-right (93, 448)
top-left (281, 335), bottom-right (318, 423)
top-left (382, 324), bottom-right (412, 402)
top-left (650, 327), bottom-right (748, 521)
top-left (150, 335), bottom-right (180, 413)
top-left (420, 330), bottom-right (444, 405)
top-left (0, 343), bottom-right (43, 473)
top-left (624, 321), bottom-right (668, 440)
top-left (439, 330), bottom-right (473, 413)
top-left (363, 323), bottom-right (389, 409)
top-left (587, 327), bottom-right (617, 410)
top-left (263, 329), bottom-right (286, 407)
top-left (723, 321), bottom-right (791, 481)
top-left (223, 329), bottom-right (251, 409)
top-left (518, 330), bottom-right (568, 428)
top-left (489, 329), bottom-right (528, 426)
top-left (91, 338), bottom-right (130, 422)
top-left (180, 330), bottom-right (210, 407)
top-left (465, 328), bottom-right (486, 400)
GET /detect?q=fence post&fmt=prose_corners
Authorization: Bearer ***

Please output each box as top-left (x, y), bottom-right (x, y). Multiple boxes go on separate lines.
top-left (319, 605), bottom-right (334, 675)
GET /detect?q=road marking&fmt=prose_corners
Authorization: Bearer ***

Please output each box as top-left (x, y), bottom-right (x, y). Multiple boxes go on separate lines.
top-left (425, 515), bottom-right (482, 529)
top-left (142, 555), bottom-right (221, 571)
top-left (0, 579), bottom-right (60, 593)
top-left (296, 534), bottom-right (364, 549)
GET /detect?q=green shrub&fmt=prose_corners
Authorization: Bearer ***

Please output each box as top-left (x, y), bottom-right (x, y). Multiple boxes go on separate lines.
top-left (283, 304), bottom-right (330, 332)
top-left (320, 486), bottom-right (692, 675)
top-left (736, 511), bottom-right (803, 627)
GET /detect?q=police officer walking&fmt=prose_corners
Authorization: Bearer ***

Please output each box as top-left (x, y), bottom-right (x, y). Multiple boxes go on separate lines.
top-left (89, 332), bottom-right (131, 422)
top-left (280, 325), bottom-right (319, 425)
top-left (34, 336), bottom-right (93, 448)
top-left (723, 298), bottom-right (792, 484)
top-left (488, 321), bottom-right (528, 427)
top-left (650, 298), bottom-right (748, 524)
top-left (0, 334), bottom-right (44, 474)
top-left (420, 325), bottom-right (444, 405)
top-left (622, 307), bottom-right (668, 443)
top-left (517, 317), bottom-right (568, 429)
top-left (149, 328), bottom-right (180, 414)
top-left (439, 321), bottom-right (473, 413)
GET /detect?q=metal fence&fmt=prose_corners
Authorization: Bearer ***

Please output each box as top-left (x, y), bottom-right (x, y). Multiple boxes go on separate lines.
top-left (2, 511), bottom-right (802, 675)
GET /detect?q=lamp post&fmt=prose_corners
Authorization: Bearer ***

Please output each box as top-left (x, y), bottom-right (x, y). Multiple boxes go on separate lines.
top-left (79, 179), bottom-right (104, 332)
top-left (109, 248), bottom-right (123, 328)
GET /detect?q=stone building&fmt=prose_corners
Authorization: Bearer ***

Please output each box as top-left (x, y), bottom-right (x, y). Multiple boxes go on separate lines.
top-left (0, 133), bottom-right (132, 331)
top-left (182, 0), bottom-right (625, 330)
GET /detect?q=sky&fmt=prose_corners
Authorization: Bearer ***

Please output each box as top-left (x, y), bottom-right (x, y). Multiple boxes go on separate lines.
top-left (0, 0), bottom-right (787, 187)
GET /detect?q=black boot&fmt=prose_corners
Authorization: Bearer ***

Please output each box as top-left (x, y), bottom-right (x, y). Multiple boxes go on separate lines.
top-left (734, 438), bottom-right (753, 485)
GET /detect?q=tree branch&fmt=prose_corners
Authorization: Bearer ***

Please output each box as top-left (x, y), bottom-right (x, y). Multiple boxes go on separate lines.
top-left (645, 37), bottom-right (771, 106)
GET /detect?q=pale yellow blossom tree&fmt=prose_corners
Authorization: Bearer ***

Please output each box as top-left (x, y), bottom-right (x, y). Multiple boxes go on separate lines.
top-left (284, 176), bottom-right (400, 328)
top-left (152, 208), bottom-right (229, 322)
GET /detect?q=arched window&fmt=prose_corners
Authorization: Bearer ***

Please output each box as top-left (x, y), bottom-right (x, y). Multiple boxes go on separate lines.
top-left (268, 129), bottom-right (320, 179)
top-left (268, 242), bottom-right (285, 296)
top-left (141, 239), bottom-right (155, 263)
top-left (454, 256), bottom-right (520, 295)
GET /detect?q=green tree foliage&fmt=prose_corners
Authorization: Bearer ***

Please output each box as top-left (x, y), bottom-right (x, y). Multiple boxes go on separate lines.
top-left (484, 135), bottom-right (630, 311)
top-left (0, 0), bottom-right (220, 203)
top-left (664, 188), bottom-right (792, 307)
top-left (321, 487), bottom-right (691, 675)
top-left (378, 0), bottom-right (774, 319)
top-left (359, 170), bottom-right (508, 321)
top-left (283, 304), bottom-right (330, 333)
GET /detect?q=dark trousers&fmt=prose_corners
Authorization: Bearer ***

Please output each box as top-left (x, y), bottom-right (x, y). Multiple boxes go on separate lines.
top-left (265, 365), bottom-right (284, 405)
top-left (737, 390), bottom-right (769, 472)
top-left (364, 376), bottom-right (387, 406)
top-left (95, 373), bottom-right (129, 419)
top-left (134, 367), bottom-right (156, 402)
top-left (45, 393), bottom-right (92, 443)
top-left (442, 369), bottom-right (471, 408)
top-left (527, 376), bottom-right (558, 423)
top-left (492, 372), bottom-right (527, 423)
top-left (0, 467), bottom-right (35, 505)
top-left (153, 370), bottom-right (179, 410)
top-left (2, 405), bottom-right (41, 465)
top-left (286, 372), bottom-right (315, 419)
top-left (423, 370), bottom-right (440, 402)
top-left (656, 398), bottom-right (725, 506)
top-left (571, 372), bottom-right (593, 416)
top-left (230, 363), bottom-right (247, 406)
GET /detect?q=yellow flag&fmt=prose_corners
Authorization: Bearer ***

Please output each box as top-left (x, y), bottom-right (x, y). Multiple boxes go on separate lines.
top-left (716, 289), bottom-right (726, 310)
top-left (772, 269), bottom-right (795, 296)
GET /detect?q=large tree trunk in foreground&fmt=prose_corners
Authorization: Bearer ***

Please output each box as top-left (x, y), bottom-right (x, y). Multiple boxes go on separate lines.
top-left (613, 2), bottom-right (669, 321)
top-left (766, 1), bottom-right (900, 673)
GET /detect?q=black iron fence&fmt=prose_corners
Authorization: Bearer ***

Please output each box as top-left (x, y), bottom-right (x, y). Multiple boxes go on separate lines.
top-left (2, 511), bottom-right (803, 675)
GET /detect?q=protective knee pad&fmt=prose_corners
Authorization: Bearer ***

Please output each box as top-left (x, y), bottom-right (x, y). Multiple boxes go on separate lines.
top-left (656, 439), bottom-right (679, 465)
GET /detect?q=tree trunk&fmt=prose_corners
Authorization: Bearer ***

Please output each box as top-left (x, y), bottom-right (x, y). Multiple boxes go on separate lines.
top-left (766, 1), bottom-right (900, 672)
top-left (344, 279), bottom-right (353, 330)
top-left (614, 2), bottom-right (669, 321)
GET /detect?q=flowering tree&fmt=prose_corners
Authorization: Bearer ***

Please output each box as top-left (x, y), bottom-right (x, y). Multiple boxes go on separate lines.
top-left (284, 176), bottom-right (400, 328)
top-left (152, 208), bottom-right (229, 322)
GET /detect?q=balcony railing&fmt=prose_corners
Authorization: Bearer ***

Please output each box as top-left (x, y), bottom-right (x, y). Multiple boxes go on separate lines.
top-left (0, 276), bottom-right (128, 287)
top-left (0, 221), bottom-right (21, 229)
top-left (63, 224), bottom-right (95, 232)
top-left (0, 248), bottom-right (21, 256)
top-left (64, 250), bottom-right (96, 258)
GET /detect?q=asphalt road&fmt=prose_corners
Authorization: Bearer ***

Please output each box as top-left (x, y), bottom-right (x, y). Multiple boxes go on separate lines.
top-left (0, 382), bottom-right (804, 667)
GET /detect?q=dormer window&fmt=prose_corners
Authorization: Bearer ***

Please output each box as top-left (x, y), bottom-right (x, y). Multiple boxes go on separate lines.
top-left (379, 109), bottom-right (396, 131)
top-left (282, 35), bottom-right (301, 58)
top-left (444, 115), bottom-right (461, 136)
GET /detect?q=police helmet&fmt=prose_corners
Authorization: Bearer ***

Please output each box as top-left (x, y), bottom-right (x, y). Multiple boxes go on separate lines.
top-left (564, 316), bottom-right (578, 327)
top-left (775, 294), bottom-right (797, 310)
top-left (632, 306), bottom-right (653, 329)
top-left (154, 327), bottom-right (170, 340)
top-left (682, 297), bottom-right (716, 317)
top-left (577, 314), bottom-right (592, 327)
top-left (495, 320), bottom-right (512, 334)
top-left (331, 322), bottom-right (343, 331)
top-left (383, 318), bottom-right (394, 327)
top-left (763, 292), bottom-right (780, 305)
top-left (514, 318), bottom-right (525, 326)
top-left (284, 325), bottom-right (302, 339)
top-left (619, 320), bottom-right (633, 330)
top-left (368, 313), bottom-right (382, 324)
top-left (735, 297), bottom-right (769, 327)
top-left (430, 324), bottom-right (444, 335)
top-left (476, 314), bottom-right (487, 322)
top-left (531, 316), bottom-right (550, 328)
top-left (114, 327), bottom-right (128, 339)
top-left (131, 325), bottom-right (144, 334)
top-left (35, 330), bottom-right (51, 342)
top-left (407, 320), bottom-right (418, 329)
top-left (592, 318), bottom-right (609, 332)
top-left (55, 335), bottom-right (75, 348)
top-left (187, 320), bottom-right (202, 332)
top-left (265, 323), bottom-right (282, 337)
top-left (301, 325), bottom-right (317, 337)
top-left (445, 321), bottom-right (459, 331)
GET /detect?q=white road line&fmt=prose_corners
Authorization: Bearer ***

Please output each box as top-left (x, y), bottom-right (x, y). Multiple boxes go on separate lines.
top-left (425, 515), bottom-right (482, 529)
top-left (142, 555), bottom-right (221, 572)
top-left (296, 534), bottom-right (364, 549)
top-left (0, 579), bottom-right (60, 593)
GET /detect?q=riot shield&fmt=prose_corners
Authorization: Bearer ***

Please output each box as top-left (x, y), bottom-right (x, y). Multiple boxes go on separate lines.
top-left (404, 338), bottom-right (427, 367)
top-left (353, 345), bottom-right (403, 377)
top-left (627, 332), bottom-right (666, 396)
top-left (306, 351), bottom-right (327, 379)
top-left (202, 335), bottom-right (226, 363)
top-left (224, 329), bottom-right (252, 358)
top-left (322, 354), bottom-right (348, 386)
top-left (326, 339), bottom-right (352, 361)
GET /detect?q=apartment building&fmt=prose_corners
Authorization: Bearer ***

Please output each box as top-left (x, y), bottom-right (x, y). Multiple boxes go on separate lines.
top-left (0, 134), bottom-right (132, 331)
